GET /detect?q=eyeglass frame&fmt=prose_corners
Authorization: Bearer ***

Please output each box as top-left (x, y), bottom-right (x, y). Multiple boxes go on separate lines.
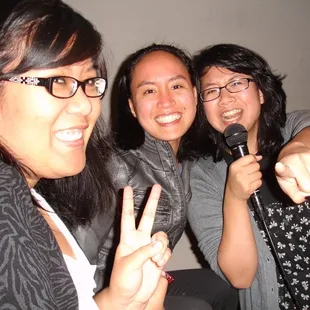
top-left (200, 78), bottom-right (255, 102)
top-left (2, 75), bottom-right (107, 99)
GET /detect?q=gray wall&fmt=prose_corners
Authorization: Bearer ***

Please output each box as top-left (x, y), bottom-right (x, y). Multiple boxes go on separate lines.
top-left (66, 0), bottom-right (310, 270)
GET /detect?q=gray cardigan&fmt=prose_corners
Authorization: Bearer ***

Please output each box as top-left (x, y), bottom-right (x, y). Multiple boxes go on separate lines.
top-left (188, 110), bottom-right (310, 310)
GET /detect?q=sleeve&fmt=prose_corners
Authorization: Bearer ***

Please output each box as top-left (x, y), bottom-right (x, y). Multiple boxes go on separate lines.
top-left (187, 160), bottom-right (227, 281)
top-left (0, 179), bottom-right (57, 308)
top-left (282, 110), bottom-right (310, 144)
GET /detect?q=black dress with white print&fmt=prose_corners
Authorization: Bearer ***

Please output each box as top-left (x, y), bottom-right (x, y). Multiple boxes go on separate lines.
top-left (248, 154), bottom-right (310, 310)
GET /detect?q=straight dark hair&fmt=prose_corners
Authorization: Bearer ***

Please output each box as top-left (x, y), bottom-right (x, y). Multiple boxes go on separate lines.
top-left (183, 43), bottom-right (287, 162)
top-left (111, 43), bottom-right (200, 160)
top-left (0, 0), bottom-right (114, 227)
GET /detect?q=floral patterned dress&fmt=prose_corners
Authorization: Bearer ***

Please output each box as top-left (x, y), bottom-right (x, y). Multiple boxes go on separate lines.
top-left (248, 154), bottom-right (310, 310)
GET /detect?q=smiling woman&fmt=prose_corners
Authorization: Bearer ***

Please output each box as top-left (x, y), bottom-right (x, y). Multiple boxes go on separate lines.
top-left (93, 43), bottom-right (239, 310)
top-left (0, 1), bottom-right (172, 309)
top-left (186, 43), bottom-right (310, 310)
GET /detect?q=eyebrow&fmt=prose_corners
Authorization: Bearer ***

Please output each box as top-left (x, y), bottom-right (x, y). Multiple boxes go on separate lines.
top-left (204, 74), bottom-right (246, 88)
top-left (136, 75), bottom-right (188, 88)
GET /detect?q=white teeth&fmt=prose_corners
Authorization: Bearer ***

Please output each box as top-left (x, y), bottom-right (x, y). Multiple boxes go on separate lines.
top-left (222, 109), bottom-right (242, 120)
top-left (55, 129), bottom-right (83, 142)
top-left (155, 113), bottom-right (182, 124)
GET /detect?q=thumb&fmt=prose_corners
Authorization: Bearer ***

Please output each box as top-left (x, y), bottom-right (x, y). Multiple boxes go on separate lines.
top-left (122, 240), bottom-right (164, 271)
top-left (275, 162), bottom-right (295, 179)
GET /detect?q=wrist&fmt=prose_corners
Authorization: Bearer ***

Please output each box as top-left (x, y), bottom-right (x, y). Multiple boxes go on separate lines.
top-left (99, 287), bottom-right (148, 310)
top-left (278, 141), bottom-right (308, 161)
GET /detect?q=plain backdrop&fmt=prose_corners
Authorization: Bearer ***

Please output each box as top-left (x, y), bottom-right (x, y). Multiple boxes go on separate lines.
top-left (66, 0), bottom-right (310, 270)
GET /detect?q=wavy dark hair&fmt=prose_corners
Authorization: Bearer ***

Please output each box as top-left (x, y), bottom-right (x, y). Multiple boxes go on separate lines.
top-left (111, 43), bottom-right (200, 160)
top-left (184, 43), bottom-right (287, 162)
top-left (0, 0), bottom-right (114, 227)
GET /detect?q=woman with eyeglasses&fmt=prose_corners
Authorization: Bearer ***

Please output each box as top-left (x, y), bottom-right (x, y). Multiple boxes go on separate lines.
top-left (185, 43), bottom-right (310, 310)
top-left (0, 1), bottom-right (171, 309)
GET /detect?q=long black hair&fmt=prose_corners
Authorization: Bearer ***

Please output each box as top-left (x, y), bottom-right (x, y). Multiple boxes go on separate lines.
top-left (111, 43), bottom-right (200, 160)
top-left (184, 43), bottom-right (287, 162)
top-left (0, 0), bottom-right (114, 227)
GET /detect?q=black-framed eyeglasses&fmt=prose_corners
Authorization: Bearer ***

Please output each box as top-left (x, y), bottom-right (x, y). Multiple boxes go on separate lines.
top-left (3, 76), bottom-right (107, 99)
top-left (200, 78), bottom-right (255, 102)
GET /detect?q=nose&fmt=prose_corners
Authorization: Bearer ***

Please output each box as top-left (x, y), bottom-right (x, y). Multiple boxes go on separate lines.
top-left (66, 87), bottom-right (93, 116)
top-left (218, 87), bottom-right (235, 106)
top-left (157, 89), bottom-right (176, 108)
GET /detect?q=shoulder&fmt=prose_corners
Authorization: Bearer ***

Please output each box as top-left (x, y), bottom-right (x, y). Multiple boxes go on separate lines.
top-left (0, 161), bottom-right (30, 204)
top-left (191, 156), bottom-right (218, 177)
top-left (281, 110), bottom-right (310, 142)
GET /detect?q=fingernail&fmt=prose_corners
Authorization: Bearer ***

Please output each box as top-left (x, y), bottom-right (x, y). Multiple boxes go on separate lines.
top-left (162, 271), bottom-right (174, 284)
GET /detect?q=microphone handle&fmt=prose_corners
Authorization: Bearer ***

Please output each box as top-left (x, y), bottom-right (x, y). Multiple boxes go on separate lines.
top-left (231, 144), bottom-right (249, 159)
top-left (250, 190), bottom-right (266, 223)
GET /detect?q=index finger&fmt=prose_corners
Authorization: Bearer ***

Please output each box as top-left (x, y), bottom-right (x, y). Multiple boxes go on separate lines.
top-left (275, 162), bottom-right (295, 179)
top-left (120, 186), bottom-right (136, 236)
top-left (137, 184), bottom-right (162, 234)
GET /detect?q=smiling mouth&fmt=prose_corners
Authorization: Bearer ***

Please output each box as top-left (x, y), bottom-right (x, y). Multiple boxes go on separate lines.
top-left (221, 109), bottom-right (242, 121)
top-left (55, 129), bottom-right (83, 142)
top-left (155, 113), bottom-right (182, 124)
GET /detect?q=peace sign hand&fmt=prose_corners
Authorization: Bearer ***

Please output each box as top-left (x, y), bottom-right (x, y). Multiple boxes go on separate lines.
top-left (108, 184), bottom-right (171, 309)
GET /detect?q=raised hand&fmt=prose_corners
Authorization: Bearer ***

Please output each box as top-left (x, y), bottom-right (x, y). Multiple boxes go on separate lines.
top-left (108, 184), bottom-right (170, 309)
top-left (275, 150), bottom-right (310, 203)
top-left (275, 127), bottom-right (310, 203)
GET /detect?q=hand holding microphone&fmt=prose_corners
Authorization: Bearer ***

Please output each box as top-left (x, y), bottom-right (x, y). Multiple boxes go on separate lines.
top-left (224, 123), bottom-right (264, 214)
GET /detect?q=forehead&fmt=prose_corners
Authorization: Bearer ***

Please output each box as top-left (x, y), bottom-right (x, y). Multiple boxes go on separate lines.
top-left (203, 66), bottom-right (237, 80)
top-left (201, 66), bottom-right (249, 86)
top-left (132, 51), bottom-right (190, 80)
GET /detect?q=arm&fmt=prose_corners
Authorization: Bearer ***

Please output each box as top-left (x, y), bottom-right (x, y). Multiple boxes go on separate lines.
top-left (0, 171), bottom-right (70, 308)
top-left (188, 157), bottom-right (260, 289)
top-left (276, 126), bottom-right (310, 203)
top-left (218, 155), bottom-right (261, 288)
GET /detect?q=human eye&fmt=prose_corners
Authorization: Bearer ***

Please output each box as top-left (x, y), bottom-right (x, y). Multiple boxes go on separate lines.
top-left (205, 88), bottom-right (218, 95)
top-left (230, 79), bottom-right (245, 88)
top-left (171, 83), bottom-right (185, 90)
top-left (85, 77), bottom-right (106, 96)
top-left (143, 89), bottom-right (155, 95)
top-left (53, 77), bottom-right (67, 85)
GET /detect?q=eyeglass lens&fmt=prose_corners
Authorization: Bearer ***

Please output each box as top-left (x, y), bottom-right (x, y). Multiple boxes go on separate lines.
top-left (51, 77), bottom-right (106, 98)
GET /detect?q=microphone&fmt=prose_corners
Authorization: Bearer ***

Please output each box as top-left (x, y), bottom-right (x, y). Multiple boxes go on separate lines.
top-left (223, 123), bottom-right (265, 220)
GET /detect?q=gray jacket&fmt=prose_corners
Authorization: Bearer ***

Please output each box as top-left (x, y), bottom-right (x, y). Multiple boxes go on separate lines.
top-left (188, 110), bottom-right (310, 310)
top-left (83, 133), bottom-right (192, 290)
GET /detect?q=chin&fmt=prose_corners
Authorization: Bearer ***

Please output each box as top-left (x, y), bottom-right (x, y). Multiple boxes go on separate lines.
top-left (59, 159), bottom-right (86, 178)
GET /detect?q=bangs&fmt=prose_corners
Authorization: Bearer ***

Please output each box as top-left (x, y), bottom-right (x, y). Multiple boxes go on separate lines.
top-left (1, 0), bottom-right (105, 78)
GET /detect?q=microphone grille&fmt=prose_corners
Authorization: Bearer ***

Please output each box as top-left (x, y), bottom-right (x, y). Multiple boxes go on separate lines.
top-left (224, 123), bottom-right (248, 148)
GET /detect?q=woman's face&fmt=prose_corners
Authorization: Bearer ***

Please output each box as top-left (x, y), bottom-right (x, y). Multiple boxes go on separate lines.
top-left (201, 66), bottom-right (264, 148)
top-left (0, 58), bottom-right (101, 187)
top-left (129, 51), bottom-right (197, 154)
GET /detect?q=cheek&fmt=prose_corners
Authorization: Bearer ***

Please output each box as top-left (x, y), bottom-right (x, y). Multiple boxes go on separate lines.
top-left (91, 100), bottom-right (102, 122)
top-left (203, 102), bottom-right (214, 121)
top-left (134, 101), bottom-right (153, 119)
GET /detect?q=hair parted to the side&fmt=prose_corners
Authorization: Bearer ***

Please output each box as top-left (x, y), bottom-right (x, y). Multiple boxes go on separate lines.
top-left (0, 0), bottom-right (106, 79)
top-left (0, 0), bottom-right (114, 227)
top-left (111, 43), bottom-right (200, 161)
top-left (183, 43), bottom-right (287, 162)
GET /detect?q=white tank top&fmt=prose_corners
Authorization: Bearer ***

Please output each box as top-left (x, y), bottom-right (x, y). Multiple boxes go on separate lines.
top-left (31, 189), bottom-right (99, 310)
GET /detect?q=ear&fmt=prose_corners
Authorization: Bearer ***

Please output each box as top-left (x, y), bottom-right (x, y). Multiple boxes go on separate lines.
top-left (128, 99), bottom-right (137, 117)
top-left (193, 87), bottom-right (198, 105)
top-left (259, 89), bottom-right (264, 105)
